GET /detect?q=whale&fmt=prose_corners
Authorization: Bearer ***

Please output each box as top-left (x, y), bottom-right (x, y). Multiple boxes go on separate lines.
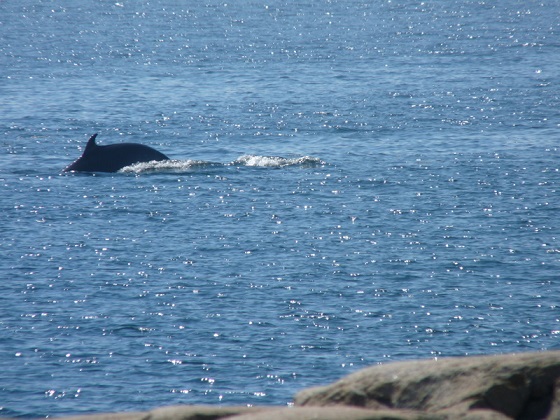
top-left (64, 133), bottom-right (170, 173)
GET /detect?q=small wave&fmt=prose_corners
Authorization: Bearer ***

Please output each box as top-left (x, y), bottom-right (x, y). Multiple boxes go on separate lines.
top-left (233, 155), bottom-right (324, 168)
top-left (119, 159), bottom-right (218, 173)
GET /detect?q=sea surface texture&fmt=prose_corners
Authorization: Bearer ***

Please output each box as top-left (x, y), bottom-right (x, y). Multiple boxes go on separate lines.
top-left (1, 0), bottom-right (559, 417)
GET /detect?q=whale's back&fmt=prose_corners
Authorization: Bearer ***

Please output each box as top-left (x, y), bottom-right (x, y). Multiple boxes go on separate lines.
top-left (64, 134), bottom-right (170, 173)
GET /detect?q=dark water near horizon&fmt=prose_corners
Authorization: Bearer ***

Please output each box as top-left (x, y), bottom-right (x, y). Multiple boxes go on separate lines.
top-left (1, 0), bottom-right (560, 417)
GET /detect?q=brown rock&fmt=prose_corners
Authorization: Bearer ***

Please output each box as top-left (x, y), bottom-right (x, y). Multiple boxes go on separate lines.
top-left (143, 405), bottom-right (267, 420)
top-left (58, 406), bottom-right (264, 420)
top-left (294, 351), bottom-right (560, 419)
top-left (53, 406), bottom-right (512, 420)
top-left (57, 413), bottom-right (145, 420)
top-left (227, 406), bottom-right (440, 420)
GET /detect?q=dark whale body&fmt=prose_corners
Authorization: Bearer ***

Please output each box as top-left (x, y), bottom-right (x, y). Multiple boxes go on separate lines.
top-left (64, 134), bottom-right (170, 173)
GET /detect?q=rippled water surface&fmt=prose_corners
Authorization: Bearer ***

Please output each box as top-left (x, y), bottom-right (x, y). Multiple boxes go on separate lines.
top-left (1, 0), bottom-right (560, 417)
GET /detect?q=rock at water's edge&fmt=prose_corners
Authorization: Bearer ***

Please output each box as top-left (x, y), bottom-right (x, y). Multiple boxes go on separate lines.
top-left (13, 351), bottom-right (560, 420)
top-left (294, 350), bottom-right (560, 419)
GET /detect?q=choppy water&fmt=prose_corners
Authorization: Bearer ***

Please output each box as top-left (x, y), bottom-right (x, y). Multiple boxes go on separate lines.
top-left (1, 0), bottom-right (560, 417)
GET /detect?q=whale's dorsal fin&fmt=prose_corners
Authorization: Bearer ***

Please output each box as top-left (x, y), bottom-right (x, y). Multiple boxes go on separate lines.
top-left (84, 133), bottom-right (99, 155)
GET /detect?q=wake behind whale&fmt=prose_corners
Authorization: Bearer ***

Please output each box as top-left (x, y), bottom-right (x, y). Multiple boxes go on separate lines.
top-left (63, 133), bottom-right (323, 174)
top-left (120, 154), bottom-right (324, 173)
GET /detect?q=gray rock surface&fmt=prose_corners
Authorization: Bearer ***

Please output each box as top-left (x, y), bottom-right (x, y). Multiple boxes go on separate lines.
top-left (294, 350), bottom-right (560, 419)
top-left (34, 351), bottom-right (560, 420)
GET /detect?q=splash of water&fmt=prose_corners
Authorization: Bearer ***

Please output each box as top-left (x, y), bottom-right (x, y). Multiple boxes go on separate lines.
top-left (119, 155), bottom-right (324, 173)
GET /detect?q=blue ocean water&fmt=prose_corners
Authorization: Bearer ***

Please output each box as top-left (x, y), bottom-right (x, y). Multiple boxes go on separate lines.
top-left (1, 0), bottom-right (560, 417)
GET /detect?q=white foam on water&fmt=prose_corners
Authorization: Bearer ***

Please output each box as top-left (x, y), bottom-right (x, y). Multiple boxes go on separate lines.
top-left (119, 159), bottom-right (216, 173)
top-left (119, 156), bottom-right (324, 173)
top-left (233, 155), bottom-right (324, 167)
